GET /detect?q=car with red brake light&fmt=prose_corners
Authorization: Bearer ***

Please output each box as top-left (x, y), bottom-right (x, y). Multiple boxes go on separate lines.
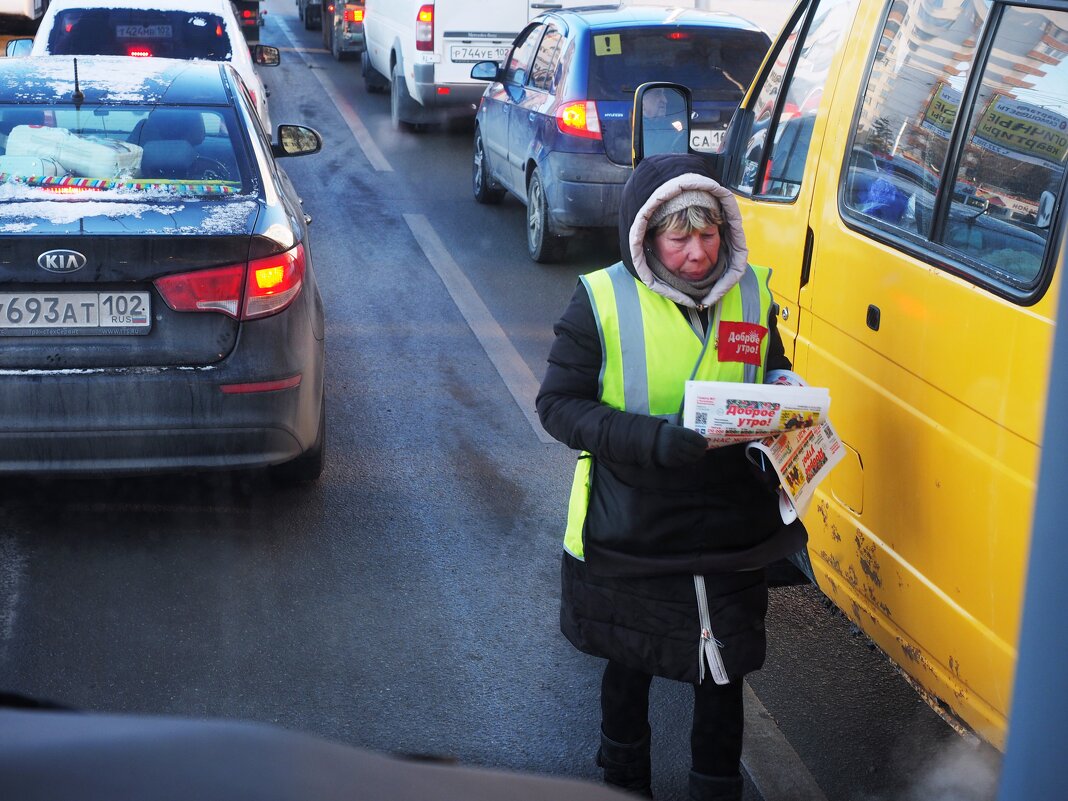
top-left (0, 55), bottom-right (327, 482)
top-left (322, 0), bottom-right (365, 61)
top-left (232, 0), bottom-right (264, 43)
top-left (470, 4), bottom-right (769, 262)
top-left (27, 0), bottom-right (278, 135)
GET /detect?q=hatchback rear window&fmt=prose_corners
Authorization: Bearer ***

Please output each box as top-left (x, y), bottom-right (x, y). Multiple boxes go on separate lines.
top-left (0, 105), bottom-right (249, 196)
top-left (46, 9), bottom-right (233, 61)
top-left (586, 27), bottom-right (767, 102)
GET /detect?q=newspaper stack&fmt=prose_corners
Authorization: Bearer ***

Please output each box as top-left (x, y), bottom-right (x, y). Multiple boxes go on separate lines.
top-left (682, 374), bottom-right (845, 524)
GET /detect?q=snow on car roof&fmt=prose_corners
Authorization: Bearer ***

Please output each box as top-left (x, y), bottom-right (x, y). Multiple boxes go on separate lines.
top-left (0, 55), bottom-right (227, 104)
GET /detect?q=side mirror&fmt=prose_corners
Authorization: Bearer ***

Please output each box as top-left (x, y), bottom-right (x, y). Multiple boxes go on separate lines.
top-left (1036, 189), bottom-right (1056, 229)
top-left (251, 44), bottom-right (281, 67)
top-left (5, 38), bottom-right (33, 58)
top-left (272, 125), bottom-right (323, 158)
top-left (632, 83), bottom-right (690, 167)
top-left (470, 61), bottom-right (500, 82)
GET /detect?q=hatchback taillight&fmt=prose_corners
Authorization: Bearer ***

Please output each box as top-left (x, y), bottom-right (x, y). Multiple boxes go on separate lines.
top-left (154, 244), bottom-right (306, 321)
top-left (416, 4), bottom-right (434, 51)
top-left (556, 100), bottom-right (601, 140)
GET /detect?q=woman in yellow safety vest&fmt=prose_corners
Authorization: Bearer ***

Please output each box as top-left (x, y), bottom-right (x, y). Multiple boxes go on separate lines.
top-left (536, 153), bottom-right (806, 801)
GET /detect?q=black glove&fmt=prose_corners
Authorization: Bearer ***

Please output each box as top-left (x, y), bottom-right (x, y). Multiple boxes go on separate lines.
top-left (652, 424), bottom-right (708, 468)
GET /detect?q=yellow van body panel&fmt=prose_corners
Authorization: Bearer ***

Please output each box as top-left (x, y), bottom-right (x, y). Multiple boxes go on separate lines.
top-left (736, 0), bottom-right (1059, 749)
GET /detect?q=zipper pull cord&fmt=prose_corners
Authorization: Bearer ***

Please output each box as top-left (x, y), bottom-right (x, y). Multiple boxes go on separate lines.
top-left (694, 575), bottom-right (730, 686)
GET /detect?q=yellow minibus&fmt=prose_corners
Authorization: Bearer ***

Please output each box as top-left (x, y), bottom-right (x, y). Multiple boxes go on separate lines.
top-left (637, 0), bottom-right (1066, 749)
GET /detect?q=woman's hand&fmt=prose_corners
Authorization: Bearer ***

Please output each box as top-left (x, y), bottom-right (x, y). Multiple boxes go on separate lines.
top-left (652, 424), bottom-right (709, 468)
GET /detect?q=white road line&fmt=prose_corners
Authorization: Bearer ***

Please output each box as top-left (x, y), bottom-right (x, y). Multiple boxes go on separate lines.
top-left (405, 213), bottom-right (556, 444)
top-left (743, 682), bottom-right (830, 801)
top-left (0, 536), bottom-right (26, 657)
top-left (273, 14), bottom-right (393, 172)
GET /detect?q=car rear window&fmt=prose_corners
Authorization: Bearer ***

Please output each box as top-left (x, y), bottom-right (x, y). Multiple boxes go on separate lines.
top-left (46, 9), bottom-right (233, 60)
top-left (586, 27), bottom-right (767, 102)
top-left (0, 105), bottom-right (249, 196)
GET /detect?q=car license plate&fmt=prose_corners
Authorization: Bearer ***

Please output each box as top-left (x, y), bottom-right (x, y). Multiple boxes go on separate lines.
top-left (690, 128), bottom-right (726, 153)
top-left (450, 45), bottom-right (509, 63)
top-left (0, 291), bottom-right (151, 335)
top-left (116, 24), bottom-right (172, 38)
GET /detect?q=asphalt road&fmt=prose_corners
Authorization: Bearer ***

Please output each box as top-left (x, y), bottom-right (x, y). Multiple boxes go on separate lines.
top-left (0, 2), bottom-right (1001, 800)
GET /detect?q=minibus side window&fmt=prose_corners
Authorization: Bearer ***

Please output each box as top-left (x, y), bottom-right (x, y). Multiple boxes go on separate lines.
top-left (947, 5), bottom-right (1068, 287)
top-left (843, 0), bottom-right (990, 237)
top-left (737, 17), bottom-right (803, 195)
top-left (738, 0), bottom-right (855, 199)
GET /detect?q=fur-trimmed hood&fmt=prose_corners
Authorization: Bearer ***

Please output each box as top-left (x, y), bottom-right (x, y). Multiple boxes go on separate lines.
top-left (618, 153), bottom-right (748, 309)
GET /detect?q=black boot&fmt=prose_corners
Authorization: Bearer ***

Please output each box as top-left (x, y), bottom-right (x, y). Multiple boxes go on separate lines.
top-left (688, 770), bottom-right (743, 801)
top-left (595, 728), bottom-right (653, 798)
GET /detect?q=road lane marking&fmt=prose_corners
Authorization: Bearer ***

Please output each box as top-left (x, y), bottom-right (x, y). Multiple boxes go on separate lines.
top-left (273, 14), bottom-right (393, 172)
top-left (743, 682), bottom-right (830, 801)
top-left (0, 535), bottom-right (26, 657)
top-left (404, 214), bottom-right (555, 444)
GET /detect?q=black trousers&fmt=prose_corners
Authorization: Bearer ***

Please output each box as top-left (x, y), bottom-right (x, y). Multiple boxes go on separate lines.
top-left (600, 660), bottom-right (744, 777)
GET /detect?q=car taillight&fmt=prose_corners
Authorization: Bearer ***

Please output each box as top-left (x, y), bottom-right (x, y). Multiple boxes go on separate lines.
top-left (154, 244), bottom-right (305, 321)
top-left (155, 264), bottom-right (245, 318)
top-left (244, 245), bottom-right (305, 319)
top-left (416, 3), bottom-right (433, 51)
top-left (242, 9), bottom-right (255, 18)
top-left (556, 100), bottom-right (601, 140)
top-left (127, 46), bottom-right (152, 57)
top-left (345, 7), bottom-right (364, 23)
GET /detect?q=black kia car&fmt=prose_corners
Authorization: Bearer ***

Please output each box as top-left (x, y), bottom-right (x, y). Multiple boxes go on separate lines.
top-left (0, 56), bottom-right (326, 482)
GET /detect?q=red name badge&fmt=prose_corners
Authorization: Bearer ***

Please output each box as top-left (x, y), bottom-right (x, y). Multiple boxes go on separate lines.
top-left (718, 321), bottom-right (767, 365)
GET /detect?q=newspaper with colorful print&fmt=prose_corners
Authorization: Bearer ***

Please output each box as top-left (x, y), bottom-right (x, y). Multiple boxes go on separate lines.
top-left (682, 372), bottom-right (845, 524)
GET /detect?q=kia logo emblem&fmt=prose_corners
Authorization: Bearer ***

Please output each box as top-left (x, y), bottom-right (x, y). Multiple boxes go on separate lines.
top-left (37, 249), bottom-right (87, 273)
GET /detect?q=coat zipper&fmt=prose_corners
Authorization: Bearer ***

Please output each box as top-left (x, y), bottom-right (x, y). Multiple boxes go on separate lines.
top-left (694, 575), bottom-right (730, 685)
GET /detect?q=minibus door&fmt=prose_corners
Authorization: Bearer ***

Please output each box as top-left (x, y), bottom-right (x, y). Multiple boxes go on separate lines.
top-left (724, 0), bottom-right (860, 366)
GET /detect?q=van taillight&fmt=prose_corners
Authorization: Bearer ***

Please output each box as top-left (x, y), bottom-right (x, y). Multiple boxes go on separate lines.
top-left (416, 4), bottom-right (434, 51)
top-left (345, 7), bottom-right (364, 23)
top-left (556, 101), bottom-right (601, 140)
top-left (154, 244), bottom-right (306, 321)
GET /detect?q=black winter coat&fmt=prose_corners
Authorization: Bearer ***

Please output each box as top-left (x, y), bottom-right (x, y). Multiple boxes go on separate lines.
top-left (536, 154), bottom-right (807, 683)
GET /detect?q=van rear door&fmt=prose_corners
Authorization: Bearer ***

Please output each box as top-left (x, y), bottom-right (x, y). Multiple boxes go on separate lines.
top-left (434, 2), bottom-right (528, 85)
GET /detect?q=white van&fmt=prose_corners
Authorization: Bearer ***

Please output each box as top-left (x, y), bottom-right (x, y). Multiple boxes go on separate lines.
top-left (362, 0), bottom-right (587, 129)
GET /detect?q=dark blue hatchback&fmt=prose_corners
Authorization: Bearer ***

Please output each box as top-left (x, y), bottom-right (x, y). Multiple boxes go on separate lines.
top-left (470, 4), bottom-right (769, 262)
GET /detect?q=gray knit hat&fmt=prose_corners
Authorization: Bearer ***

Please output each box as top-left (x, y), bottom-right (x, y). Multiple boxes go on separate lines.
top-left (649, 189), bottom-right (720, 228)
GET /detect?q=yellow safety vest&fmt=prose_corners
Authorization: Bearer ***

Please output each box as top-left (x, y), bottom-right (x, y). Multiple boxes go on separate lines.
top-left (564, 261), bottom-right (775, 559)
